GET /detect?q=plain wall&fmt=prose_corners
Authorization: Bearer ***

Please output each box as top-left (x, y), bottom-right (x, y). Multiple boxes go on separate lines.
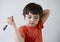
top-left (0, 0), bottom-right (60, 42)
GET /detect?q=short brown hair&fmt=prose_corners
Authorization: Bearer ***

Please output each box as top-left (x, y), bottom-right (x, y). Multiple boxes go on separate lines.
top-left (23, 2), bottom-right (43, 19)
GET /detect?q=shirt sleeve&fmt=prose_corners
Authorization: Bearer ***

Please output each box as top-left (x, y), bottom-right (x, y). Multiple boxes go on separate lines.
top-left (18, 26), bottom-right (25, 39)
top-left (37, 20), bottom-right (44, 30)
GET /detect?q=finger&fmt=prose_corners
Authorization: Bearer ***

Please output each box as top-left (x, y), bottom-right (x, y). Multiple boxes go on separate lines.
top-left (8, 17), bottom-right (9, 19)
top-left (7, 16), bottom-right (14, 22)
top-left (11, 16), bottom-right (14, 21)
top-left (12, 16), bottom-right (13, 18)
top-left (12, 18), bottom-right (14, 21)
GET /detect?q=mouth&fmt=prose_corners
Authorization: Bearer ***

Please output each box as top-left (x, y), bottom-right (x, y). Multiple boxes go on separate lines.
top-left (30, 23), bottom-right (35, 25)
top-left (26, 23), bottom-right (36, 26)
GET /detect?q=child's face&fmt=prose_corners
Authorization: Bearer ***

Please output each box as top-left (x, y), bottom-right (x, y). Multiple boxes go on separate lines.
top-left (24, 12), bottom-right (40, 26)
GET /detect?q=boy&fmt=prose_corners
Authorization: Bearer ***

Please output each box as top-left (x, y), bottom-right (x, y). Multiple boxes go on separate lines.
top-left (7, 3), bottom-right (50, 42)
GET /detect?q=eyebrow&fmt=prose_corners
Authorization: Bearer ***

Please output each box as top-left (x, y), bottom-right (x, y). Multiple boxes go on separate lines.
top-left (28, 15), bottom-right (39, 18)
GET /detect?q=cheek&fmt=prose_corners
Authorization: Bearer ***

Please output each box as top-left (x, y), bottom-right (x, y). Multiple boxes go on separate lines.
top-left (35, 19), bottom-right (39, 24)
top-left (28, 20), bottom-right (31, 22)
top-left (25, 19), bottom-right (31, 22)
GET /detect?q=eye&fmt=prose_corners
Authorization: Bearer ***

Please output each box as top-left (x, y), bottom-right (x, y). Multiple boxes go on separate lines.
top-left (34, 17), bottom-right (38, 19)
top-left (28, 16), bottom-right (31, 19)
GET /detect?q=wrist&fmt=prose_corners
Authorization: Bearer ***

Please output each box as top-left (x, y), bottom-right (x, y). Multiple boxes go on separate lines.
top-left (43, 9), bottom-right (50, 15)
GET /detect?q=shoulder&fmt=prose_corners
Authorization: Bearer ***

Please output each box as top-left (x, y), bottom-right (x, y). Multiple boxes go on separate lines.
top-left (18, 25), bottom-right (26, 30)
top-left (38, 20), bottom-right (43, 26)
top-left (18, 25), bottom-right (26, 39)
top-left (37, 20), bottom-right (44, 30)
top-left (18, 25), bottom-right (28, 31)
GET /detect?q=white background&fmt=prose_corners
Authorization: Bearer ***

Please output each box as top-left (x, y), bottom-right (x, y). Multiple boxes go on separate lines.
top-left (0, 0), bottom-right (60, 42)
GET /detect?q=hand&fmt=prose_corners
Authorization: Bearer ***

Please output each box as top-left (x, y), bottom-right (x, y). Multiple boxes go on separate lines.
top-left (7, 16), bottom-right (16, 26)
top-left (41, 9), bottom-right (50, 24)
top-left (43, 9), bottom-right (50, 15)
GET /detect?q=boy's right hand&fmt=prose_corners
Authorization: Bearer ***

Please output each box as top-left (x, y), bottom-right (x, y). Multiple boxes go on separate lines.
top-left (7, 16), bottom-right (16, 26)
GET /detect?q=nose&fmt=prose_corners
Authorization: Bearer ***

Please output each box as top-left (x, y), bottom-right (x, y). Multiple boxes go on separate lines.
top-left (31, 18), bottom-right (35, 22)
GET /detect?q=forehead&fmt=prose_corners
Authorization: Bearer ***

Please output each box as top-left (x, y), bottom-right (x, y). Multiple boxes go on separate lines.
top-left (26, 12), bottom-right (40, 17)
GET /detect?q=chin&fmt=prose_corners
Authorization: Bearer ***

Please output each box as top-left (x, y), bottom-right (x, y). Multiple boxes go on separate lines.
top-left (30, 24), bottom-right (36, 26)
top-left (26, 24), bottom-right (36, 27)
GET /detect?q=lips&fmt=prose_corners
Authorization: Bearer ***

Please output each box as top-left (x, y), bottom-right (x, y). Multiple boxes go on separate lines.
top-left (30, 23), bottom-right (35, 25)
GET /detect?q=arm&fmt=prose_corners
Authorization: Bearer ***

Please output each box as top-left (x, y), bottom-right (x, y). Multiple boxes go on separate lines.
top-left (41, 9), bottom-right (50, 24)
top-left (13, 24), bottom-right (24, 42)
top-left (7, 16), bottom-right (24, 42)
